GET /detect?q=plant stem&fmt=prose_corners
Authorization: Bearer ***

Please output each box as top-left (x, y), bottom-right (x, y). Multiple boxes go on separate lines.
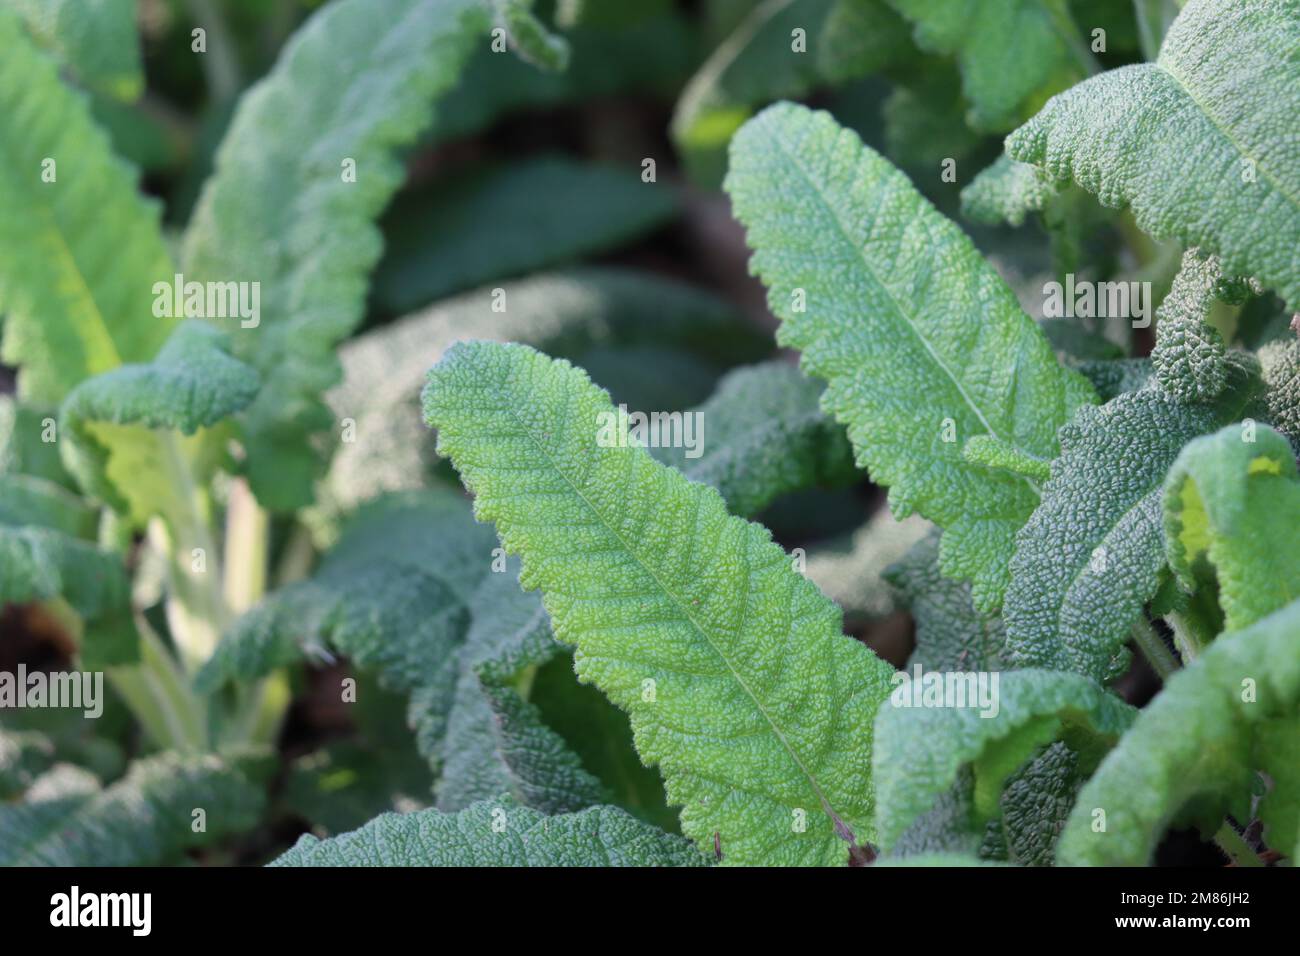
top-left (1130, 617), bottom-right (1179, 681)
top-left (185, 0), bottom-right (242, 102)
top-left (108, 618), bottom-right (208, 752)
top-left (223, 477), bottom-right (268, 615)
top-left (1213, 822), bottom-right (1264, 867)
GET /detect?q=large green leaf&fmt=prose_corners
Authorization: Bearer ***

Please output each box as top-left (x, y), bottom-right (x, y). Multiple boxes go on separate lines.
top-left (423, 341), bottom-right (896, 866)
top-left (271, 796), bottom-right (705, 866)
top-left (1003, 379), bottom-right (1261, 682)
top-left (0, 8), bottom-right (174, 405)
top-left (1057, 597), bottom-right (1300, 865)
top-left (650, 361), bottom-right (854, 517)
top-left (726, 103), bottom-right (1095, 610)
top-left (873, 669), bottom-right (1134, 855)
top-left (1007, 0), bottom-right (1300, 309)
top-left (1163, 423), bottom-right (1300, 633)
top-left (0, 751), bottom-right (265, 866)
top-left (181, 0), bottom-right (490, 511)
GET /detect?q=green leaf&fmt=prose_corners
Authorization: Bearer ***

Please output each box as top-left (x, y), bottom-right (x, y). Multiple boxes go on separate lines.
top-left (962, 155), bottom-right (1061, 228)
top-left (1004, 381), bottom-right (1261, 681)
top-left (1074, 357), bottom-right (1152, 402)
top-left (320, 269), bottom-right (762, 524)
top-left (373, 157), bottom-right (677, 314)
top-left (671, 0), bottom-right (911, 185)
top-left (423, 340), bottom-right (897, 866)
top-left (0, 751), bottom-right (265, 865)
top-left (1150, 250), bottom-right (1258, 403)
top-left (271, 795), bottom-right (705, 866)
top-left (885, 530), bottom-right (1008, 672)
top-left (3, 0), bottom-right (143, 100)
top-left (886, 0), bottom-right (1085, 131)
top-left (873, 668), bottom-right (1135, 853)
top-left (198, 487), bottom-right (494, 694)
top-left (0, 8), bottom-right (174, 405)
top-left (650, 361), bottom-right (855, 517)
top-left (486, 0), bottom-right (570, 71)
top-left (1163, 423), bottom-right (1300, 632)
top-left (0, 730), bottom-right (56, 799)
top-left (59, 320), bottom-right (260, 526)
top-left (880, 60), bottom-right (983, 174)
top-left (0, 397), bottom-right (74, 488)
top-left (180, 0), bottom-right (490, 511)
top-left (1057, 596), bottom-right (1300, 865)
top-left (726, 103), bottom-right (1096, 610)
top-left (1007, 0), bottom-right (1300, 310)
top-left (1259, 336), bottom-right (1300, 449)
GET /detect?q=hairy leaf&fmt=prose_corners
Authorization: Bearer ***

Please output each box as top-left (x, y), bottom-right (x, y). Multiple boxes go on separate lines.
top-left (59, 320), bottom-right (260, 526)
top-left (424, 341), bottom-right (896, 866)
top-left (373, 157), bottom-right (677, 314)
top-left (873, 668), bottom-right (1135, 853)
top-left (962, 155), bottom-right (1060, 228)
top-left (3, 0), bottom-right (143, 100)
top-left (1007, 0), bottom-right (1300, 309)
top-left (1163, 423), bottom-right (1300, 632)
top-left (1057, 597), bottom-right (1300, 864)
top-left (886, 0), bottom-right (1084, 131)
top-left (1258, 336), bottom-right (1300, 448)
top-left (0, 751), bottom-right (265, 866)
top-left (651, 361), bottom-right (855, 517)
top-left (0, 9), bottom-right (174, 405)
top-left (181, 0), bottom-right (490, 510)
top-left (271, 795), bottom-right (704, 866)
top-left (672, 0), bottom-right (910, 184)
top-left (1004, 378), bottom-right (1261, 681)
top-left (726, 103), bottom-right (1096, 610)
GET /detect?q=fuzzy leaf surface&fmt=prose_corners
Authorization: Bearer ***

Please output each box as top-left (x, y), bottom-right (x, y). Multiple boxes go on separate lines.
top-left (424, 341), bottom-right (896, 866)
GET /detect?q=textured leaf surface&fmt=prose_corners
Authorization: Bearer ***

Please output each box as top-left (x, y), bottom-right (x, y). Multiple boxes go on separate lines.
top-left (373, 157), bottom-right (677, 314)
top-left (886, 531), bottom-right (1008, 672)
top-left (1004, 382), bottom-right (1260, 681)
top-left (181, 0), bottom-right (489, 510)
top-left (886, 0), bottom-right (1083, 131)
top-left (1007, 0), bottom-right (1300, 309)
top-left (1259, 336), bottom-right (1300, 448)
top-left (1057, 597), bottom-right (1300, 864)
top-left (424, 341), bottom-right (896, 866)
top-left (672, 0), bottom-right (910, 184)
top-left (59, 321), bottom-right (259, 525)
top-left (804, 509), bottom-right (931, 622)
top-left (1163, 423), bottom-right (1300, 632)
top-left (650, 361), bottom-right (854, 517)
top-left (320, 269), bottom-right (762, 524)
top-left (962, 155), bottom-right (1060, 228)
top-left (0, 9), bottom-right (174, 405)
top-left (726, 103), bottom-right (1095, 610)
top-left (3, 0), bottom-right (143, 100)
top-left (271, 796), bottom-right (704, 866)
top-left (0, 751), bottom-right (265, 866)
top-left (873, 669), bottom-right (1134, 853)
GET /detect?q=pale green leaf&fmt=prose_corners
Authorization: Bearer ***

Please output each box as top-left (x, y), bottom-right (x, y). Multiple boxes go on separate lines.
top-left (181, 0), bottom-right (490, 511)
top-left (1163, 423), bottom-right (1300, 632)
top-left (271, 795), bottom-right (705, 866)
top-left (423, 340), bottom-right (897, 866)
top-left (486, 0), bottom-right (570, 71)
top-left (1057, 597), bottom-right (1300, 865)
top-left (1007, 0), bottom-right (1300, 309)
top-left (962, 155), bottom-right (1060, 228)
top-left (726, 103), bottom-right (1096, 610)
top-left (804, 509), bottom-right (932, 622)
top-left (0, 9), bottom-right (174, 405)
top-left (873, 668), bottom-right (1135, 853)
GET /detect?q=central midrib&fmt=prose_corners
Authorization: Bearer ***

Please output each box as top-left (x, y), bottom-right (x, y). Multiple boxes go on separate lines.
top-left (487, 364), bottom-right (855, 845)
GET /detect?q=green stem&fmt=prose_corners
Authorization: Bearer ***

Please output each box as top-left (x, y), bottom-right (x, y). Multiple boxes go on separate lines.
top-left (223, 477), bottom-right (268, 615)
top-left (185, 0), bottom-right (242, 102)
top-left (1130, 617), bottom-right (1179, 681)
top-left (1212, 822), bottom-right (1263, 867)
top-left (1049, 0), bottom-right (1103, 77)
top-left (108, 618), bottom-right (208, 752)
